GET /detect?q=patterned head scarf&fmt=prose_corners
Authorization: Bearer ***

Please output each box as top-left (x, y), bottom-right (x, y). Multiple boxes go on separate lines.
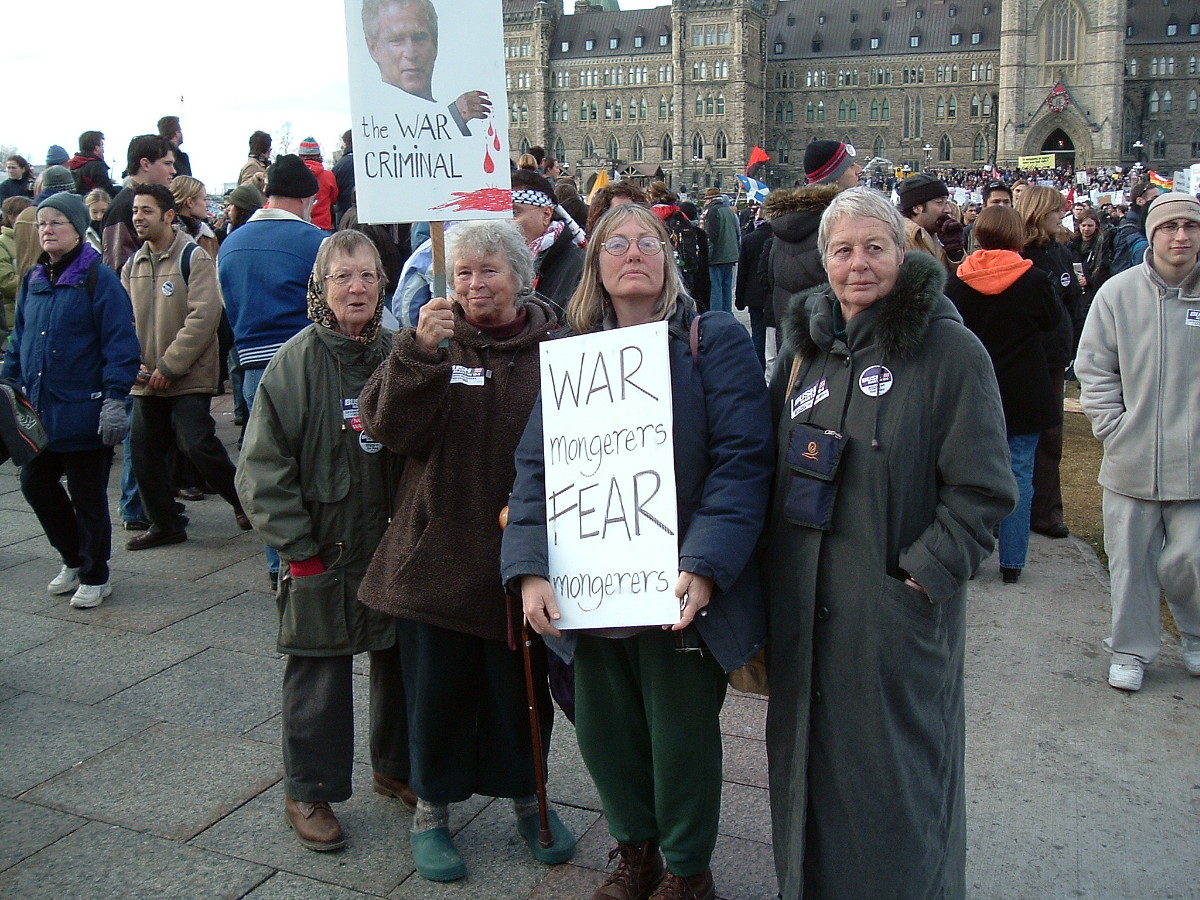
top-left (306, 271), bottom-right (385, 344)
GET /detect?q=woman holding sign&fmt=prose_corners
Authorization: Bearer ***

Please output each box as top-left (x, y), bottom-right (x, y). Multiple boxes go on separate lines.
top-left (356, 219), bottom-right (575, 881)
top-left (763, 188), bottom-right (1016, 899)
top-left (503, 203), bottom-right (773, 900)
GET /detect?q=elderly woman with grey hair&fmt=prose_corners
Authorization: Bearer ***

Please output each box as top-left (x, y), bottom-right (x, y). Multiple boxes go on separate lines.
top-left (763, 187), bottom-right (1016, 899)
top-left (236, 229), bottom-right (411, 853)
top-left (355, 219), bottom-right (574, 881)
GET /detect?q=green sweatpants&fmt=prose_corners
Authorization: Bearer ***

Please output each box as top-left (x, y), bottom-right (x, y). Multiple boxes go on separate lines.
top-left (575, 629), bottom-right (728, 876)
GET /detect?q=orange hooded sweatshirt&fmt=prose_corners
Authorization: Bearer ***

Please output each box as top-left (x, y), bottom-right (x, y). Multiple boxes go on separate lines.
top-left (955, 249), bottom-right (1033, 295)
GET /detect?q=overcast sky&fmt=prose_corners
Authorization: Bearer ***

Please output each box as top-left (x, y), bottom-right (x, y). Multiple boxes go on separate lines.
top-left (7, 0), bottom-right (662, 193)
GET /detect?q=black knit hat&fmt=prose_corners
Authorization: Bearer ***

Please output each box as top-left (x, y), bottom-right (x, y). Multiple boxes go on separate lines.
top-left (265, 154), bottom-right (319, 199)
top-left (804, 140), bottom-right (856, 185)
top-left (897, 174), bottom-right (949, 210)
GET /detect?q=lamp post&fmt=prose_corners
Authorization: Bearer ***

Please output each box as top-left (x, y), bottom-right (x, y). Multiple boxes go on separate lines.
top-left (1131, 139), bottom-right (1145, 170)
top-left (922, 143), bottom-right (933, 171)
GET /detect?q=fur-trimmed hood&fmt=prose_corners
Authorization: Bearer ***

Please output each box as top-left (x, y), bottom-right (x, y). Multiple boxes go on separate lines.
top-left (764, 184), bottom-right (839, 245)
top-left (779, 251), bottom-right (953, 361)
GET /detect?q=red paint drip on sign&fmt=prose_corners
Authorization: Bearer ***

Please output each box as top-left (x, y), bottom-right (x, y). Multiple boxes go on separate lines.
top-left (431, 187), bottom-right (513, 212)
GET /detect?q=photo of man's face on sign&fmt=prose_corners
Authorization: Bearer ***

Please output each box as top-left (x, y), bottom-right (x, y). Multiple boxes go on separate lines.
top-left (346, 0), bottom-right (510, 223)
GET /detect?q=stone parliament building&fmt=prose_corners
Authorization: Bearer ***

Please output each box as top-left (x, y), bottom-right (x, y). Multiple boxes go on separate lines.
top-left (502, 0), bottom-right (1199, 192)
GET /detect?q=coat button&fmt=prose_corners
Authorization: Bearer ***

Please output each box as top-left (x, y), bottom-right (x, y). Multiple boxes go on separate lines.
top-left (816, 606), bottom-right (830, 621)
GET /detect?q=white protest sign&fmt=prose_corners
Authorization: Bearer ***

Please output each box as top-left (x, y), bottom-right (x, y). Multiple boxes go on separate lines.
top-left (344, 0), bottom-right (511, 223)
top-left (539, 322), bottom-right (681, 630)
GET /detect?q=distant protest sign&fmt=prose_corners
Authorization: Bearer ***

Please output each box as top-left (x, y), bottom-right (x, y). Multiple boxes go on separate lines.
top-left (539, 323), bottom-right (681, 630)
top-left (344, 0), bottom-right (511, 223)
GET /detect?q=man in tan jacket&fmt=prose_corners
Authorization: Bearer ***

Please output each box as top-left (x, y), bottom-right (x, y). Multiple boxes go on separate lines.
top-left (897, 174), bottom-right (966, 272)
top-left (121, 183), bottom-right (250, 550)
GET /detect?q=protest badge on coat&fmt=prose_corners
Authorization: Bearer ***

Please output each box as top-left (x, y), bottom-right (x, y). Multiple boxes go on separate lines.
top-left (344, 0), bottom-right (511, 223)
top-left (538, 322), bottom-right (681, 630)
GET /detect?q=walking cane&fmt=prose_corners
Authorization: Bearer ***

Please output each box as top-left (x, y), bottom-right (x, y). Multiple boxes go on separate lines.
top-left (501, 504), bottom-right (553, 849)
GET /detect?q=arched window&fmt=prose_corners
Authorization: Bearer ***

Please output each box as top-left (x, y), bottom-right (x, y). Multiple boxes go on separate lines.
top-left (662, 133), bottom-right (673, 160)
top-left (1149, 91), bottom-right (1159, 114)
top-left (520, 101), bottom-right (527, 123)
top-left (1043, 0), bottom-right (1081, 65)
top-left (937, 97), bottom-right (946, 118)
top-left (982, 94), bottom-right (992, 116)
top-left (589, 101), bottom-right (597, 121)
top-left (630, 98), bottom-right (637, 119)
top-left (695, 93), bottom-right (703, 115)
top-left (716, 94), bottom-right (725, 115)
top-left (580, 100), bottom-right (587, 121)
top-left (640, 99), bottom-right (647, 119)
top-left (951, 64), bottom-right (958, 81)
top-left (873, 135), bottom-right (885, 157)
top-left (1189, 89), bottom-right (1198, 112)
top-left (778, 136), bottom-right (790, 164)
top-left (691, 132), bottom-right (705, 159)
top-left (605, 100), bottom-right (613, 120)
top-left (938, 134), bottom-right (952, 161)
top-left (848, 100), bottom-right (857, 121)
top-left (973, 133), bottom-right (986, 161)
top-left (839, 100), bottom-right (848, 121)
top-left (970, 95), bottom-right (980, 117)
top-left (554, 138), bottom-right (566, 161)
top-left (715, 131), bottom-right (728, 159)
top-left (1150, 57), bottom-right (1160, 76)
top-left (661, 96), bottom-right (670, 118)
top-left (1152, 130), bottom-right (1166, 158)
top-left (607, 136), bottom-right (620, 160)
top-left (519, 137), bottom-right (530, 154)
top-left (948, 96), bottom-right (957, 118)
top-left (705, 94), bottom-right (714, 115)
top-left (1162, 91), bottom-right (1172, 113)
top-left (776, 101), bottom-right (784, 122)
top-left (985, 63), bottom-right (993, 80)
top-left (882, 98), bottom-right (890, 120)
top-left (632, 134), bottom-right (644, 162)
top-left (550, 101), bottom-right (558, 122)
top-left (511, 103), bottom-right (519, 125)
top-left (817, 100), bottom-right (825, 122)
top-left (614, 99), bottom-right (622, 121)
top-left (583, 136), bottom-right (596, 157)
top-left (871, 99), bottom-right (880, 120)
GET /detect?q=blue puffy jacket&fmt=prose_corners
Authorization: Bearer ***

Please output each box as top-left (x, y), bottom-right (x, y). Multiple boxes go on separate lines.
top-left (2, 243), bottom-right (139, 452)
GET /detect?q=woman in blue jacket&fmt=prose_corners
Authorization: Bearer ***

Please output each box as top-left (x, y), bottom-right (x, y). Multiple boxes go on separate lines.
top-left (501, 203), bottom-right (773, 900)
top-left (2, 193), bottom-right (139, 609)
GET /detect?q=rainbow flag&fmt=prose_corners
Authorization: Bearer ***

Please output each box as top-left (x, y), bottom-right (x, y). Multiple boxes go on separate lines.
top-left (1149, 171), bottom-right (1173, 191)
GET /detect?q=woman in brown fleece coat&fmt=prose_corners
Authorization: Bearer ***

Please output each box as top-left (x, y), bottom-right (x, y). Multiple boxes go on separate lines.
top-left (357, 219), bottom-right (575, 882)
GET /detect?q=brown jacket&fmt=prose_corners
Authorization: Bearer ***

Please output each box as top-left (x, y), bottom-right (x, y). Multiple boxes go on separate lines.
top-left (357, 299), bottom-right (556, 642)
top-left (121, 229), bottom-right (221, 396)
top-left (903, 216), bottom-right (951, 271)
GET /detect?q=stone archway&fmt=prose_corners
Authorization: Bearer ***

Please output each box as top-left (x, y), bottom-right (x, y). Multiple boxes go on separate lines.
top-left (1041, 128), bottom-right (1075, 169)
top-left (1024, 112), bottom-right (1092, 168)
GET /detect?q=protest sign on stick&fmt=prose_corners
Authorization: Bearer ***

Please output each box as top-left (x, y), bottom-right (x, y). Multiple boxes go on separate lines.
top-left (344, 0), bottom-right (511, 224)
top-left (539, 322), bottom-right (681, 630)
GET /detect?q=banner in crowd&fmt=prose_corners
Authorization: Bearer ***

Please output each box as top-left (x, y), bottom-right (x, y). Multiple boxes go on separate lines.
top-left (343, 0), bottom-right (511, 223)
top-left (538, 323), bottom-right (681, 630)
top-left (1018, 154), bottom-right (1056, 169)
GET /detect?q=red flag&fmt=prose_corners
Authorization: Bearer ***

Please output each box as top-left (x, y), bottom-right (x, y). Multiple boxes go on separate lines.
top-left (745, 146), bottom-right (770, 176)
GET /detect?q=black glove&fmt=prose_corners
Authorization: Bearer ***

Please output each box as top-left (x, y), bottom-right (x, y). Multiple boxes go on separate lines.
top-left (938, 215), bottom-right (965, 256)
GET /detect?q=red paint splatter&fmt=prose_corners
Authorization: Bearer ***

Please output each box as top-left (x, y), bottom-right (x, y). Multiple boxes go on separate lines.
top-left (493, 133), bottom-right (501, 151)
top-left (431, 187), bottom-right (513, 212)
top-left (483, 147), bottom-right (495, 173)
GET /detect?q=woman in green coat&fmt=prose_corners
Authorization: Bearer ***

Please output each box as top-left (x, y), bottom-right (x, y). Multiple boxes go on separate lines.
top-left (235, 230), bottom-right (410, 853)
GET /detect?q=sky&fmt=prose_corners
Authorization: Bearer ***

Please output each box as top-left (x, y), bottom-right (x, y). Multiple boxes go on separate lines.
top-left (6, 0), bottom-right (663, 194)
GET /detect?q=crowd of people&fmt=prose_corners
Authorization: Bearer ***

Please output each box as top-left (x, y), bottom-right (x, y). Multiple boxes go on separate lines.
top-left (1, 108), bottom-right (1197, 900)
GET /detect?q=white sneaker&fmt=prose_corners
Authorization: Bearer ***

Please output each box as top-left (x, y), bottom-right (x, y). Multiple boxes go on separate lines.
top-left (1108, 661), bottom-right (1144, 692)
top-left (1182, 637), bottom-right (1200, 677)
top-left (48, 565), bottom-right (81, 595)
top-left (70, 582), bottom-right (112, 609)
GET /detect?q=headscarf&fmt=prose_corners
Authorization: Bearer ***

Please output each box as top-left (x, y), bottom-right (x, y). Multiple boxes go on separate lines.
top-left (306, 271), bottom-right (384, 344)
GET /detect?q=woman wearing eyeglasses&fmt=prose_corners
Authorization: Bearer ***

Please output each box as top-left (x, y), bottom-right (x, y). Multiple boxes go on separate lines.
top-left (355, 219), bottom-right (575, 881)
top-left (235, 230), bottom-right (410, 852)
top-left (502, 204), bottom-right (773, 900)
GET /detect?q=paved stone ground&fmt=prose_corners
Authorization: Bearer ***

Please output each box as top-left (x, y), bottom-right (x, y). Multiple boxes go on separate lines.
top-left (0, 392), bottom-right (1196, 899)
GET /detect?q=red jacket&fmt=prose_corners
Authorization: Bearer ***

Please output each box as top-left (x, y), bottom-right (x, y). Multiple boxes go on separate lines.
top-left (302, 159), bottom-right (339, 231)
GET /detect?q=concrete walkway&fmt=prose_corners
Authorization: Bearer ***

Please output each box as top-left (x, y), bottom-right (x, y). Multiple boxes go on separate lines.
top-left (0, 393), bottom-right (1196, 899)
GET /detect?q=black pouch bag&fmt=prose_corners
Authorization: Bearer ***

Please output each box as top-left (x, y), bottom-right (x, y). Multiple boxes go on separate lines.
top-left (782, 422), bottom-right (846, 531)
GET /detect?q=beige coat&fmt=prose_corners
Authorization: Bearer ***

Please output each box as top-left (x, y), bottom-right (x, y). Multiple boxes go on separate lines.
top-left (121, 229), bottom-right (221, 396)
top-left (903, 215), bottom-right (951, 271)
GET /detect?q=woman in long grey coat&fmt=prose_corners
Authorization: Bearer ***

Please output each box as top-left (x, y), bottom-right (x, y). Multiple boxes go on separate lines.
top-left (763, 188), bottom-right (1016, 899)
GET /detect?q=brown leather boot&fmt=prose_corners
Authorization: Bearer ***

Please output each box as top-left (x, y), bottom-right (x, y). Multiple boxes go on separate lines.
top-left (284, 796), bottom-right (345, 851)
top-left (592, 840), bottom-right (665, 900)
top-left (372, 771), bottom-right (418, 813)
top-left (649, 868), bottom-right (715, 900)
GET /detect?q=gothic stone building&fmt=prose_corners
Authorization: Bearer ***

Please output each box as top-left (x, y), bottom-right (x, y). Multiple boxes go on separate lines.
top-left (503, 0), bottom-right (1199, 191)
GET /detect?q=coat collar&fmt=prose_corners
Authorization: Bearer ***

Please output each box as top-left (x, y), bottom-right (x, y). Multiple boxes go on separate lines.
top-left (779, 250), bottom-right (949, 360)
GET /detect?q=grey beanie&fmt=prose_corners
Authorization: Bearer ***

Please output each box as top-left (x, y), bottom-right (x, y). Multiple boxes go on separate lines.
top-left (1144, 191), bottom-right (1200, 240)
top-left (38, 192), bottom-right (90, 242)
top-left (40, 165), bottom-right (76, 194)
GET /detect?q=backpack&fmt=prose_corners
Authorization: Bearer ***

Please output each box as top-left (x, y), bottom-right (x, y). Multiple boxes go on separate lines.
top-left (1109, 221), bottom-right (1145, 275)
top-left (664, 212), bottom-right (703, 288)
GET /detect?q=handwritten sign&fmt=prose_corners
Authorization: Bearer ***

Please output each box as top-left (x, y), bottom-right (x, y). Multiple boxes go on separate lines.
top-left (539, 322), bottom-right (680, 630)
top-left (1018, 154), bottom-right (1056, 170)
top-left (344, 0), bottom-right (511, 223)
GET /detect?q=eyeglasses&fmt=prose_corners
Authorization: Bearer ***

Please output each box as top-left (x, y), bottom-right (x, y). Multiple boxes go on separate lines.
top-left (36, 219), bottom-right (72, 231)
top-left (1157, 221), bottom-right (1200, 236)
top-left (600, 236), bottom-right (664, 256)
top-left (324, 271), bottom-right (380, 286)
